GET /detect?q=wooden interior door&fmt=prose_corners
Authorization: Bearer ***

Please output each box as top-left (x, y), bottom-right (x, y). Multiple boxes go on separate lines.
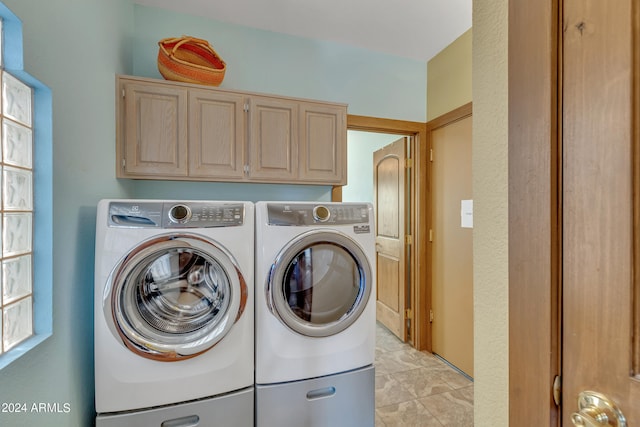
top-left (431, 115), bottom-right (473, 377)
top-left (562, 0), bottom-right (640, 423)
top-left (374, 138), bottom-right (407, 341)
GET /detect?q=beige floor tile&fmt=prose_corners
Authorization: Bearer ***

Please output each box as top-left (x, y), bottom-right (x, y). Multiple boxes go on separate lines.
top-left (417, 386), bottom-right (474, 427)
top-left (375, 374), bottom-right (416, 407)
top-left (375, 349), bottom-right (425, 375)
top-left (375, 322), bottom-right (474, 426)
top-left (391, 367), bottom-right (454, 398)
top-left (376, 400), bottom-right (443, 427)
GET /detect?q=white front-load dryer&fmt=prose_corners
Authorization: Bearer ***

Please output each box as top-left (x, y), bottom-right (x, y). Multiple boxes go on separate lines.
top-left (94, 199), bottom-right (254, 427)
top-left (254, 201), bottom-right (376, 427)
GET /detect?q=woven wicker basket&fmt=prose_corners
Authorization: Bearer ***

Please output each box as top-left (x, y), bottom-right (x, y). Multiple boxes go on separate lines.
top-left (157, 36), bottom-right (226, 86)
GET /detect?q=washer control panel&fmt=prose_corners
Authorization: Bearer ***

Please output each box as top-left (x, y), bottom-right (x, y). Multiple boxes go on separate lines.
top-left (267, 203), bottom-right (370, 226)
top-left (108, 201), bottom-right (245, 228)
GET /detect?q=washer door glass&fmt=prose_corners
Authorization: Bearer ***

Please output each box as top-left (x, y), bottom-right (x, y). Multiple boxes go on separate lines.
top-left (106, 234), bottom-right (247, 361)
top-left (269, 230), bottom-right (371, 337)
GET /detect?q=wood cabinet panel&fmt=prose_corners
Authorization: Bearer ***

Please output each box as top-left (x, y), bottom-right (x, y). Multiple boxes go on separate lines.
top-left (249, 96), bottom-right (298, 181)
top-left (299, 103), bottom-right (346, 184)
top-left (121, 82), bottom-right (188, 177)
top-left (189, 89), bottom-right (246, 179)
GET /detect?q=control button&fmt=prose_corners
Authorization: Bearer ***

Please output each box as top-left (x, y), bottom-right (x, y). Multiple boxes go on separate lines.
top-left (313, 205), bottom-right (331, 222)
top-left (169, 204), bottom-right (192, 224)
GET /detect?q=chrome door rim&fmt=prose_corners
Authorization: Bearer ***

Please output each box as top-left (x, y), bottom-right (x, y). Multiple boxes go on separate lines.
top-left (267, 229), bottom-right (371, 337)
top-left (104, 233), bottom-right (247, 361)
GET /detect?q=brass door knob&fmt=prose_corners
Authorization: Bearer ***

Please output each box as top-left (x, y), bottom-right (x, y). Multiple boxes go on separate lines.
top-left (571, 391), bottom-right (626, 427)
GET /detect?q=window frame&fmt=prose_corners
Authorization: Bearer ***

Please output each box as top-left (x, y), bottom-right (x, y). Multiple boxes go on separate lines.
top-left (0, 2), bottom-right (53, 369)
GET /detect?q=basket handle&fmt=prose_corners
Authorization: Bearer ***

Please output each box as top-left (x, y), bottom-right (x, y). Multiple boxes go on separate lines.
top-left (160, 36), bottom-right (214, 57)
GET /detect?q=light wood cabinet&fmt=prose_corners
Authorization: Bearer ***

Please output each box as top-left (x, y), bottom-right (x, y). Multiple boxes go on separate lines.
top-left (116, 75), bottom-right (346, 185)
top-left (188, 89), bottom-right (246, 180)
top-left (300, 102), bottom-right (346, 183)
top-left (248, 96), bottom-right (298, 181)
top-left (119, 80), bottom-right (188, 177)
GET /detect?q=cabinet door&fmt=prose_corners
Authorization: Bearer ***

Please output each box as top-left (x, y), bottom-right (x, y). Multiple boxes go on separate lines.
top-left (248, 96), bottom-right (298, 181)
top-left (189, 90), bottom-right (246, 180)
top-left (299, 102), bottom-right (347, 184)
top-left (120, 81), bottom-right (188, 177)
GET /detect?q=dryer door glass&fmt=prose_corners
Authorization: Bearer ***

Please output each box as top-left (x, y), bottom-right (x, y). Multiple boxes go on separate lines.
top-left (107, 234), bottom-right (246, 361)
top-left (270, 230), bottom-right (371, 337)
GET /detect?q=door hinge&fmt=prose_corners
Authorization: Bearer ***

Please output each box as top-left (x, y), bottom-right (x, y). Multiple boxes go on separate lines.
top-left (404, 308), bottom-right (413, 320)
top-left (552, 375), bottom-right (561, 406)
top-left (430, 148), bottom-right (433, 162)
top-left (429, 309), bottom-right (434, 323)
top-left (429, 229), bottom-right (433, 242)
top-left (405, 158), bottom-right (413, 168)
top-left (405, 235), bottom-right (413, 245)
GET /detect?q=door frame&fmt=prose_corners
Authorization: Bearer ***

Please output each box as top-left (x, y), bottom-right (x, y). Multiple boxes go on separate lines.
top-left (334, 115), bottom-right (429, 351)
top-left (508, 0), bottom-right (561, 424)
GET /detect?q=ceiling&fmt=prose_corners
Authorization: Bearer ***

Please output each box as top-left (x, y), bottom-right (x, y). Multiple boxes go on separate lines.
top-left (132, 0), bottom-right (472, 62)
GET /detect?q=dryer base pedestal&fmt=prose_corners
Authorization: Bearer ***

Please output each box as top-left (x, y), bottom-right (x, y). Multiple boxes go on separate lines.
top-left (96, 387), bottom-right (254, 427)
top-left (256, 365), bottom-right (374, 427)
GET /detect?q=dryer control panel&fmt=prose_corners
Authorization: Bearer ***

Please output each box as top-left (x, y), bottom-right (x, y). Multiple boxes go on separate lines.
top-left (108, 201), bottom-right (245, 228)
top-left (266, 203), bottom-right (370, 226)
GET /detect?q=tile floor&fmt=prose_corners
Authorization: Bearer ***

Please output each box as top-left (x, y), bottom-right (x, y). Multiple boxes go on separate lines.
top-left (374, 322), bottom-right (474, 426)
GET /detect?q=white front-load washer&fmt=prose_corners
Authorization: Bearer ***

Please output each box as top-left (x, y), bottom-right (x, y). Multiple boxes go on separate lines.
top-left (254, 201), bottom-right (376, 427)
top-left (94, 199), bottom-right (254, 427)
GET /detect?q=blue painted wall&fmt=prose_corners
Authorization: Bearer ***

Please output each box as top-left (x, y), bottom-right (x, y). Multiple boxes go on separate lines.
top-left (343, 131), bottom-right (402, 203)
top-left (132, 5), bottom-right (426, 121)
top-left (0, 2), bottom-right (427, 425)
top-left (129, 5), bottom-right (427, 202)
top-left (0, 1), bottom-right (132, 426)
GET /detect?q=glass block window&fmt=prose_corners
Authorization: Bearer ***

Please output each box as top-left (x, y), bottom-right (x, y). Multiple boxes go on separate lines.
top-left (0, 4), bottom-right (52, 368)
top-left (0, 66), bottom-right (34, 354)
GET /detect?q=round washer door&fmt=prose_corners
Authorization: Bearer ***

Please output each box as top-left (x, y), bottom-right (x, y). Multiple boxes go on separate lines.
top-left (105, 233), bottom-right (247, 361)
top-left (268, 229), bottom-right (372, 337)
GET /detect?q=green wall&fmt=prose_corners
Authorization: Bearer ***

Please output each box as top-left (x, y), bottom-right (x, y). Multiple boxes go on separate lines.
top-left (427, 28), bottom-right (472, 120)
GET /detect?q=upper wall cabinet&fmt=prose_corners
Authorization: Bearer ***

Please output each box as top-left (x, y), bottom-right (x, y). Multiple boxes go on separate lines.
top-left (120, 79), bottom-right (188, 177)
top-left (116, 75), bottom-right (347, 185)
top-left (248, 95), bottom-right (299, 182)
top-left (188, 88), bottom-right (246, 180)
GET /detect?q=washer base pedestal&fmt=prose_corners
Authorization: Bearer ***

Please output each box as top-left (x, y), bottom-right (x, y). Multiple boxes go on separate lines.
top-left (96, 387), bottom-right (253, 427)
top-left (256, 365), bottom-right (374, 427)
